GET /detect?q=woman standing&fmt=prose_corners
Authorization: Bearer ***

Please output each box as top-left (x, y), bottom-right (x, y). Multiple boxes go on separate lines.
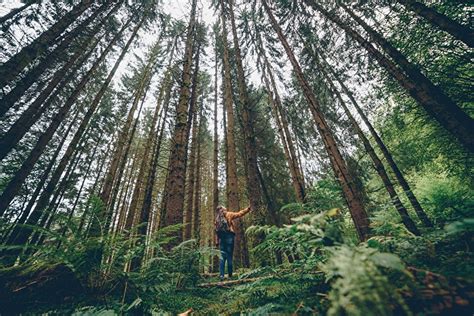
top-left (215, 205), bottom-right (251, 280)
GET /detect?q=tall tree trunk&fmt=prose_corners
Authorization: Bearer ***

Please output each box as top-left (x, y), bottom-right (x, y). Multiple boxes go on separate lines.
top-left (0, 32), bottom-right (105, 160)
top-left (228, 0), bottom-right (265, 223)
top-left (312, 53), bottom-right (420, 235)
top-left (213, 37), bottom-right (219, 214)
top-left (183, 41), bottom-right (202, 240)
top-left (31, 143), bottom-right (86, 248)
top-left (56, 136), bottom-right (101, 249)
top-left (184, 97), bottom-right (200, 240)
top-left (98, 53), bottom-right (155, 235)
top-left (141, 69), bottom-right (174, 235)
top-left (161, 0), bottom-right (198, 246)
top-left (305, 0), bottom-right (474, 152)
top-left (219, 4), bottom-right (244, 266)
top-left (3, 19), bottom-right (141, 249)
top-left (397, 0), bottom-right (473, 47)
top-left (257, 34), bottom-right (305, 202)
top-left (106, 91), bottom-right (148, 236)
top-left (263, 0), bottom-right (370, 241)
top-left (0, 1), bottom-right (118, 116)
top-left (262, 69), bottom-right (303, 203)
top-left (2, 109), bottom-right (80, 244)
top-left (0, 18), bottom-right (128, 218)
top-left (125, 39), bottom-right (172, 241)
top-left (129, 61), bottom-right (176, 271)
top-left (324, 59), bottom-right (433, 227)
top-left (192, 111), bottom-right (202, 240)
top-left (0, 0), bottom-right (94, 89)
top-left (116, 146), bottom-right (141, 233)
top-left (78, 142), bottom-right (113, 235)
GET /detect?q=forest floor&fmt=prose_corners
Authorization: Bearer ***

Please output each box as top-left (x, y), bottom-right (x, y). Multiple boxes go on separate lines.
top-left (0, 229), bottom-right (473, 315)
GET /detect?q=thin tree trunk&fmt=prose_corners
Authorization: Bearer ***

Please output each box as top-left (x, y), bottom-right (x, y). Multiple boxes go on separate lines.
top-left (162, 0), bottom-right (198, 246)
top-left (324, 58), bottom-right (433, 227)
top-left (263, 0), bottom-right (370, 241)
top-left (213, 37), bottom-right (219, 214)
top-left (219, 3), bottom-right (244, 266)
top-left (192, 111), bottom-right (202, 240)
top-left (258, 43), bottom-right (305, 202)
top-left (183, 40), bottom-right (202, 240)
top-left (312, 53), bottom-right (420, 235)
top-left (31, 145), bottom-right (86, 247)
top-left (120, 38), bottom-right (170, 241)
top-left (56, 136), bottom-right (100, 249)
top-left (98, 53), bottom-right (155, 234)
top-left (107, 91), bottom-right (148, 236)
top-left (141, 70), bottom-right (174, 235)
top-left (397, 0), bottom-right (473, 47)
top-left (184, 96), bottom-right (200, 240)
top-left (0, 0), bottom-right (94, 89)
top-left (116, 147), bottom-right (141, 233)
top-left (78, 142), bottom-right (113, 235)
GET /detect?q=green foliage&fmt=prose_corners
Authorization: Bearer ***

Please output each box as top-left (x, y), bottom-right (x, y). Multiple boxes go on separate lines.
top-left (320, 245), bottom-right (410, 316)
top-left (413, 171), bottom-right (474, 225)
top-left (247, 208), bottom-right (346, 264)
top-left (305, 178), bottom-right (346, 212)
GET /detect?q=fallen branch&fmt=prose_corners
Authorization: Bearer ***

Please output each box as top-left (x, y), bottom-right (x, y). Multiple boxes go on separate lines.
top-left (197, 276), bottom-right (269, 288)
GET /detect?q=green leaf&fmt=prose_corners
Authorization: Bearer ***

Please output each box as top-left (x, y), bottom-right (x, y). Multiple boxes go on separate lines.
top-left (370, 252), bottom-right (405, 271)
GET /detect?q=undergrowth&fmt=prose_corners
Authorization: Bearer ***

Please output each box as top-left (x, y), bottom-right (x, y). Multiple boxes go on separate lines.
top-left (0, 187), bottom-right (473, 315)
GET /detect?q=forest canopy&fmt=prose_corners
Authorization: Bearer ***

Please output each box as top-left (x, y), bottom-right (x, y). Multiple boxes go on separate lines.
top-left (0, 0), bottom-right (473, 314)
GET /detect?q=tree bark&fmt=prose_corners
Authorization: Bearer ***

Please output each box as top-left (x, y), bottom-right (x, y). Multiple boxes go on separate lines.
top-left (397, 0), bottom-right (474, 47)
top-left (161, 0), bottom-right (198, 247)
top-left (213, 34), bottom-right (220, 214)
top-left (263, 0), bottom-right (370, 241)
top-left (183, 42), bottom-right (202, 240)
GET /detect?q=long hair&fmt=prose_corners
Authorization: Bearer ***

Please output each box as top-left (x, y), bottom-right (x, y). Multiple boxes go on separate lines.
top-left (215, 205), bottom-right (226, 230)
top-left (215, 205), bottom-right (225, 216)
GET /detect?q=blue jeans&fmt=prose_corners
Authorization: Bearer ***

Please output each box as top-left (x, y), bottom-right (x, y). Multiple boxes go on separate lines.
top-left (219, 232), bottom-right (235, 278)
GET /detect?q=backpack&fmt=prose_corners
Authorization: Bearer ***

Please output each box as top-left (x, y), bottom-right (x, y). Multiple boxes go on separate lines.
top-left (215, 211), bottom-right (230, 236)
